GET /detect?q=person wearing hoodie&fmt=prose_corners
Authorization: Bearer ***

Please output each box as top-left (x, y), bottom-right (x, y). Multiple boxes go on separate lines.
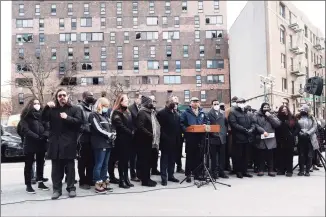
top-left (207, 100), bottom-right (229, 179)
top-left (111, 94), bottom-right (135, 189)
top-left (296, 104), bottom-right (319, 176)
top-left (135, 95), bottom-right (161, 187)
top-left (252, 102), bottom-right (281, 177)
top-left (180, 97), bottom-right (209, 183)
top-left (228, 98), bottom-right (255, 178)
top-left (21, 98), bottom-right (50, 194)
top-left (275, 105), bottom-right (300, 177)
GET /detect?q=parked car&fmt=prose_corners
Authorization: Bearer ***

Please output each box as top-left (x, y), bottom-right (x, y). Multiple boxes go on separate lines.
top-left (1, 125), bottom-right (24, 161)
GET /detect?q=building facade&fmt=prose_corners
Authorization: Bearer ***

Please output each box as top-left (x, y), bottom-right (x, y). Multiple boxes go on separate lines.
top-left (229, 1), bottom-right (325, 118)
top-left (11, 1), bottom-right (230, 113)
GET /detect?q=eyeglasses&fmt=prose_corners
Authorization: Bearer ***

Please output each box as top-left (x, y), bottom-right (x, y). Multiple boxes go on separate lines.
top-left (58, 94), bottom-right (67, 98)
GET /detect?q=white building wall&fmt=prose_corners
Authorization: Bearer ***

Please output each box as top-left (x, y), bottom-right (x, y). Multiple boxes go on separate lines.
top-left (229, 1), bottom-right (268, 110)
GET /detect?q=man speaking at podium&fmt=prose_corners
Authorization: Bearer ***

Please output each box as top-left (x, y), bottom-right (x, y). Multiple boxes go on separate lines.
top-left (181, 97), bottom-right (209, 183)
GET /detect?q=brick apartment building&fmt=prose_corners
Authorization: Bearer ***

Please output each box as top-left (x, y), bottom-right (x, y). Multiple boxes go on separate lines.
top-left (11, 1), bottom-right (230, 113)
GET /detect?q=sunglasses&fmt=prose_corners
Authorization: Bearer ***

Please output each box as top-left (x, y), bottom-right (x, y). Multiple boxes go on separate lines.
top-left (58, 94), bottom-right (67, 98)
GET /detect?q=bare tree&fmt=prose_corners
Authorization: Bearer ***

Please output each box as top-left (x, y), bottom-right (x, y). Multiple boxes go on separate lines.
top-left (0, 101), bottom-right (13, 117)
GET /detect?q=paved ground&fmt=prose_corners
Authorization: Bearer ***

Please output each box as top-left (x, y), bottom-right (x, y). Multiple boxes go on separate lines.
top-left (1, 157), bottom-right (325, 216)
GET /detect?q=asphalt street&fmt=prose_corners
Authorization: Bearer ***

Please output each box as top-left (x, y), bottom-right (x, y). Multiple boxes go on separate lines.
top-left (1, 157), bottom-right (325, 216)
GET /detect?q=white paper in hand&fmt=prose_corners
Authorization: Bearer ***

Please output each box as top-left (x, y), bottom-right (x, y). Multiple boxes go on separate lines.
top-left (261, 133), bottom-right (275, 140)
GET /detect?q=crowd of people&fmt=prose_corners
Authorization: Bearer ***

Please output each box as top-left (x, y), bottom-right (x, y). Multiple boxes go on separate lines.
top-left (17, 89), bottom-right (326, 200)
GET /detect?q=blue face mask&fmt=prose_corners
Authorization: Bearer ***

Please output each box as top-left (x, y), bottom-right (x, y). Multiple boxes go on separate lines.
top-left (102, 107), bottom-right (109, 114)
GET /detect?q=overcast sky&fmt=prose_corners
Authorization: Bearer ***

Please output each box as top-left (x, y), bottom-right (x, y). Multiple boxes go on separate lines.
top-left (1, 1), bottom-right (325, 96)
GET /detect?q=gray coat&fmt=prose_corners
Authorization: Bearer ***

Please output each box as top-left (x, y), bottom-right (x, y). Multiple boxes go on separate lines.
top-left (298, 116), bottom-right (319, 150)
top-left (207, 109), bottom-right (227, 144)
top-left (253, 112), bottom-right (281, 150)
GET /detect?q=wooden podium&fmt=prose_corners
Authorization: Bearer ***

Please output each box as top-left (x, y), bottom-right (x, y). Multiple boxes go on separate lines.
top-left (185, 125), bottom-right (220, 133)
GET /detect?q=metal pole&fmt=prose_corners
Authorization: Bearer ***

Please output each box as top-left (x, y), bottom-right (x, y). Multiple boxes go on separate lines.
top-left (264, 82), bottom-right (267, 103)
top-left (313, 94), bottom-right (316, 116)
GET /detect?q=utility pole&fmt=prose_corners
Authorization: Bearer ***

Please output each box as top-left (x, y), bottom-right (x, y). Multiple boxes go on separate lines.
top-left (259, 75), bottom-right (275, 105)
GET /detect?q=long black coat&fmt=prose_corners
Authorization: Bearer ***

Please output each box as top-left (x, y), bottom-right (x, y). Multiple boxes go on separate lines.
top-left (111, 109), bottom-right (133, 152)
top-left (42, 104), bottom-right (83, 160)
top-left (134, 109), bottom-right (153, 150)
top-left (21, 110), bottom-right (49, 153)
top-left (128, 103), bottom-right (139, 130)
top-left (207, 109), bottom-right (228, 145)
top-left (157, 107), bottom-right (182, 153)
top-left (275, 115), bottom-right (300, 149)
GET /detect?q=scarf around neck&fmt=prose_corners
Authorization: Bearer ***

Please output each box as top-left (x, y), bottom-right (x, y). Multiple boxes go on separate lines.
top-left (140, 107), bottom-right (160, 149)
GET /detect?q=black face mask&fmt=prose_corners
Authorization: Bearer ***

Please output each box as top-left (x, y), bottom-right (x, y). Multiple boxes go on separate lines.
top-left (168, 103), bottom-right (176, 110)
top-left (220, 105), bottom-right (225, 111)
top-left (146, 104), bottom-right (154, 109)
top-left (85, 96), bottom-right (95, 105)
top-left (262, 109), bottom-right (269, 114)
top-left (300, 111), bottom-right (307, 116)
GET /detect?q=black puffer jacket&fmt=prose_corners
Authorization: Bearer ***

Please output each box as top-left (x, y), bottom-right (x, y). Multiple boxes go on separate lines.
top-left (76, 101), bottom-right (93, 144)
top-left (21, 109), bottom-right (49, 153)
top-left (89, 112), bottom-right (115, 150)
top-left (111, 109), bottom-right (133, 151)
top-left (42, 104), bottom-right (83, 159)
top-left (134, 109), bottom-right (153, 149)
top-left (228, 107), bottom-right (255, 144)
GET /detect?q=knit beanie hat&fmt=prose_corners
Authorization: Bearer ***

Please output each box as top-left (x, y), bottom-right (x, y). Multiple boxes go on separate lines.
top-left (300, 104), bottom-right (310, 113)
top-left (141, 95), bottom-right (152, 107)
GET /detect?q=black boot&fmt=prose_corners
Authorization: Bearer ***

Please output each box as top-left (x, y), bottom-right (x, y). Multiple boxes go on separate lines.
top-left (110, 176), bottom-right (120, 184)
top-left (119, 180), bottom-right (130, 189)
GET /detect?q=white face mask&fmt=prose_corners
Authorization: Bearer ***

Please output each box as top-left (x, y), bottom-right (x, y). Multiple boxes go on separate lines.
top-left (34, 105), bottom-right (41, 111)
top-left (213, 105), bottom-right (220, 111)
top-left (231, 102), bottom-right (237, 107)
top-left (238, 103), bottom-right (246, 109)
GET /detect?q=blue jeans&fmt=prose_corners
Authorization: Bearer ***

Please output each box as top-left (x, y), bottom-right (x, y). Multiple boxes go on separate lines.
top-left (93, 148), bottom-right (111, 183)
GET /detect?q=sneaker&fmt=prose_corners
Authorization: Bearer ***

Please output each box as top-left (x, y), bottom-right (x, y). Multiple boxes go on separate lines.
top-left (26, 185), bottom-right (36, 194)
top-left (68, 190), bottom-right (76, 198)
top-left (51, 192), bottom-right (62, 200)
top-left (38, 182), bottom-right (49, 191)
top-left (95, 182), bottom-right (107, 194)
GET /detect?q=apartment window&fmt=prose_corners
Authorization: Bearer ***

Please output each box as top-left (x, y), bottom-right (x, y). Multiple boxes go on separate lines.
top-left (183, 45), bottom-right (189, 57)
top-left (214, 0), bottom-right (219, 10)
top-left (291, 81), bottom-right (295, 94)
top-left (289, 35), bottom-right (293, 48)
top-left (206, 16), bottom-right (223, 24)
top-left (110, 32), bottom-right (116, 43)
top-left (216, 45), bottom-right (221, 54)
top-left (59, 33), bottom-right (77, 42)
top-left (281, 53), bottom-right (286, 68)
top-left (280, 26), bottom-right (285, 44)
top-left (84, 3), bottom-right (89, 15)
top-left (196, 60), bottom-right (201, 72)
top-left (16, 34), bottom-right (33, 43)
top-left (84, 47), bottom-right (90, 59)
top-left (116, 17), bottom-right (122, 27)
top-left (282, 78), bottom-right (287, 91)
top-left (206, 30), bottom-right (223, 39)
top-left (201, 91), bottom-right (206, 102)
top-left (194, 16), bottom-right (200, 28)
top-left (304, 44), bottom-right (308, 59)
top-left (150, 46), bottom-right (156, 58)
top-left (195, 30), bottom-right (200, 41)
top-left (165, 1), bottom-right (171, 14)
top-left (124, 32), bottom-right (129, 43)
top-left (176, 61), bottom-right (181, 72)
top-left (163, 31), bottom-right (180, 40)
top-left (182, 1), bottom-right (187, 12)
top-left (149, 1), bottom-right (155, 14)
top-left (39, 33), bottom-right (44, 44)
top-left (59, 18), bottom-right (64, 29)
top-left (35, 4), bottom-right (40, 16)
top-left (133, 17), bottom-right (138, 27)
top-left (311, 51), bottom-right (314, 63)
top-left (68, 3), bottom-right (73, 16)
top-left (100, 3), bottom-right (106, 15)
top-left (136, 31), bottom-right (159, 40)
top-left (147, 17), bottom-right (158, 26)
top-left (164, 76), bottom-right (181, 84)
top-left (133, 46), bottom-right (139, 59)
top-left (81, 18), bottom-right (92, 27)
top-left (16, 78), bottom-right (33, 86)
top-left (51, 4), bottom-right (56, 16)
top-left (280, 3), bottom-right (285, 18)
top-left (207, 75), bottom-right (224, 84)
top-left (166, 45), bottom-right (172, 57)
top-left (71, 18), bottom-right (77, 30)
top-left (133, 61), bottom-right (139, 73)
top-left (81, 63), bottom-right (93, 71)
top-left (81, 77), bottom-right (104, 86)
top-left (16, 19), bottom-right (33, 28)
top-left (99, 17), bottom-right (105, 28)
top-left (117, 2), bottom-right (122, 15)
top-left (304, 25), bottom-right (308, 38)
top-left (174, 17), bottom-right (180, 27)
top-left (80, 32), bottom-right (104, 42)
top-left (101, 47), bottom-right (106, 59)
top-left (18, 48), bottom-right (24, 58)
top-left (196, 75), bottom-right (202, 87)
top-left (18, 93), bottom-right (24, 104)
top-left (51, 48), bottom-right (57, 60)
top-left (101, 62), bottom-right (107, 73)
top-left (117, 46), bottom-right (123, 59)
top-left (207, 60), bottom-right (224, 69)
top-left (39, 19), bottom-right (44, 29)
top-left (133, 2), bottom-right (138, 14)
top-left (19, 4), bottom-right (24, 16)
top-left (198, 1), bottom-right (203, 12)
top-left (162, 17), bottom-right (168, 25)
top-left (16, 64), bottom-right (32, 73)
top-left (117, 61), bottom-right (123, 72)
top-left (68, 47), bottom-right (73, 59)
top-left (147, 60), bottom-right (159, 70)
top-left (290, 57), bottom-right (294, 71)
top-left (200, 45), bottom-right (205, 57)
top-left (163, 61), bottom-right (169, 72)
